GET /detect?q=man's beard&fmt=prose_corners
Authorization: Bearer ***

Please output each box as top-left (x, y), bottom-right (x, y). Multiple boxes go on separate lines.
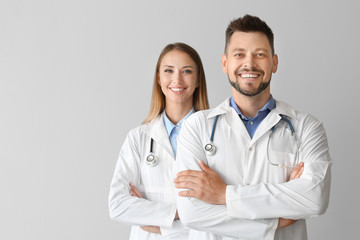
top-left (228, 74), bottom-right (271, 97)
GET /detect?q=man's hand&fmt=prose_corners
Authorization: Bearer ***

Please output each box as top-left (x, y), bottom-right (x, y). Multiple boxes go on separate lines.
top-left (278, 162), bottom-right (304, 229)
top-left (174, 160), bottom-right (227, 205)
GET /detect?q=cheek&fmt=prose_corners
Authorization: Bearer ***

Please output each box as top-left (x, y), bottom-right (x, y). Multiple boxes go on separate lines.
top-left (189, 77), bottom-right (199, 89)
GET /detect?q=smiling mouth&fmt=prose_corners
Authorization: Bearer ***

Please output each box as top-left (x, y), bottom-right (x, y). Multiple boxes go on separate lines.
top-left (239, 73), bottom-right (260, 78)
top-left (169, 87), bottom-right (185, 92)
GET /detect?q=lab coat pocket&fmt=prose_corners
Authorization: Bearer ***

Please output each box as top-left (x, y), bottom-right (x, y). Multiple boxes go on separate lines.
top-left (268, 151), bottom-right (297, 168)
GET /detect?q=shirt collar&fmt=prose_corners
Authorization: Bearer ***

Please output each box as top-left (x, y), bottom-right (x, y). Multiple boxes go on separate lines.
top-left (230, 95), bottom-right (276, 120)
top-left (163, 108), bottom-right (195, 136)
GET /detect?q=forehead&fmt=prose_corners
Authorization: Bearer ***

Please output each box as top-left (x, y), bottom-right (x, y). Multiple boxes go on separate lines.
top-left (160, 50), bottom-right (196, 67)
top-left (227, 31), bottom-right (272, 52)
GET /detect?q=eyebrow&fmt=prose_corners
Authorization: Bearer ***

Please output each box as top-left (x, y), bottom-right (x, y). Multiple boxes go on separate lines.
top-left (162, 65), bottom-right (174, 68)
top-left (231, 48), bottom-right (246, 53)
top-left (231, 48), bottom-right (270, 53)
top-left (255, 48), bottom-right (270, 53)
top-left (161, 65), bottom-right (195, 69)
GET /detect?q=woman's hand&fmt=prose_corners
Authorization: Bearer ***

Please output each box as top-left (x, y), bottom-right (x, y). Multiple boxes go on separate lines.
top-left (129, 183), bottom-right (162, 234)
top-left (278, 162), bottom-right (304, 229)
top-left (139, 225), bottom-right (162, 234)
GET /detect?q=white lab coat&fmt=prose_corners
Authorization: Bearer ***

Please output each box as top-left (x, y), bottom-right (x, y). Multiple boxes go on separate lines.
top-left (109, 114), bottom-right (189, 240)
top-left (176, 98), bottom-right (332, 240)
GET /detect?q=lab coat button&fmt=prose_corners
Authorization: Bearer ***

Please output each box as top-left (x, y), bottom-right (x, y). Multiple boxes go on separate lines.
top-left (249, 147), bottom-right (252, 151)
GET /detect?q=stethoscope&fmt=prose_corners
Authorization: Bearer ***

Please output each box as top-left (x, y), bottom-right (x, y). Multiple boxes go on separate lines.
top-left (146, 138), bottom-right (158, 167)
top-left (204, 114), bottom-right (300, 168)
top-left (204, 115), bottom-right (220, 156)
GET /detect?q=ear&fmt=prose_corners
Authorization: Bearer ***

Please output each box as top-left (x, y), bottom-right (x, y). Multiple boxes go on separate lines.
top-left (221, 54), bottom-right (228, 74)
top-left (272, 54), bottom-right (278, 73)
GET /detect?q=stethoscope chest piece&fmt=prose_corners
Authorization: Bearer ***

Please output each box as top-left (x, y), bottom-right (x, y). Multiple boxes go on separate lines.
top-left (204, 115), bottom-right (220, 156)
top-left (146, 153), bottom-right (158, 167)
top-left (205, 142), bottom-right (216, 155)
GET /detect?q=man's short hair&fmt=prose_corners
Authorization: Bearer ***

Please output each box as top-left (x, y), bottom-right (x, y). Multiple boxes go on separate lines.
top-left (225, 14), bottom-right (274, 55)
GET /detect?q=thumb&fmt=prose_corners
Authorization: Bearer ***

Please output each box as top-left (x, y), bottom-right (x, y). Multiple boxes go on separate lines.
top-left (200, 160), bottom-right (212, 172)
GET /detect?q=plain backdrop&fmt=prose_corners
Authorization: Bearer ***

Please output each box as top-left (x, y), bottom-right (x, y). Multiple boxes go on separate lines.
top-left (1, 0), bottom-right (359, 239)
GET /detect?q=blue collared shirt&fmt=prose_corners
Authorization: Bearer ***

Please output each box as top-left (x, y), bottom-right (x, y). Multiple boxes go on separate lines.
top-left (230, 96), bottom-right (276, 139)
top-left (163, 108), bottom-right (195, 157)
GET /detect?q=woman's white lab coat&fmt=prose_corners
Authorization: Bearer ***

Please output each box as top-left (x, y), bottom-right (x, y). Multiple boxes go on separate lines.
top-left (109, 114), bottom-right (188, 240)
top-left (176, 98), bottom-right (332, 240)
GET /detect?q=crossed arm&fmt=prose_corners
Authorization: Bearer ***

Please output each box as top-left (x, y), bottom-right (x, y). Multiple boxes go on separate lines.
top-left (173, 115), bottom-right (331, 237)
top-left (133, 162), bottom-right (304, 235)
top-left (174, 160), bottom-right (304, 229)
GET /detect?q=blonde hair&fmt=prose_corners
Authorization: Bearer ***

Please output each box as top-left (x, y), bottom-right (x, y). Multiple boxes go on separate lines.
top-left (144, 43), bottom-right (209, 123)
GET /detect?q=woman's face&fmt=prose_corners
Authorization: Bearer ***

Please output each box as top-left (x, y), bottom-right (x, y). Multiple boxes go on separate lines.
top-left (158, 50), bottom-right (198, 108)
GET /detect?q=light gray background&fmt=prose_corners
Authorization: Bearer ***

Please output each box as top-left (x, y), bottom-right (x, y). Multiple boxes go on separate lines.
top-left (1, 0), bottom-right (358, 239)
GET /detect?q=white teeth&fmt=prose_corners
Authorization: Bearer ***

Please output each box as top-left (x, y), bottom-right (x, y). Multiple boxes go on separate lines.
top-left (171, 88), bottom-right (184, 92)
top-left (241, 74), bottom-right (259, 78)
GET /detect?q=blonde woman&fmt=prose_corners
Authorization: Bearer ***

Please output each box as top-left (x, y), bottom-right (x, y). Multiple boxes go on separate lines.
top-left (109, 42), bottom-right (209, 240)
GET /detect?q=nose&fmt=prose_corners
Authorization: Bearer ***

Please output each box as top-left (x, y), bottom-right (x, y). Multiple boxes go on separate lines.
top-left (172, 70), bottom-right (183, 83)
top-left (242, 55), bottom-right (256, 69)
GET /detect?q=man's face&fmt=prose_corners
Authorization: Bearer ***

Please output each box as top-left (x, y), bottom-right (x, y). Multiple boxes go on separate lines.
top-left (222, 31), bottom-right (278, 97)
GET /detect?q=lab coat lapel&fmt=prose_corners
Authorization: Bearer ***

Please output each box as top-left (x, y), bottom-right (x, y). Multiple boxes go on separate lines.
top-left (251, 111), bottom-right (281, 144)
top-left (251, 100), bottom-right (297, 143)
top-left (145, 115), bottom-right (174, 159)
top-left (208, 98), bottom-right (251, 140)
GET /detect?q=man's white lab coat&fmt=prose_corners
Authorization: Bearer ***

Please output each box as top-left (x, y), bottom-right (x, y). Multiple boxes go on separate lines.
top-left (176, 98), bottom-right (332, 240)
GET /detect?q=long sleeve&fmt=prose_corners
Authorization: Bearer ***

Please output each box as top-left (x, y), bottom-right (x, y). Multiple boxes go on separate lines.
top-left (108, 130), bottom-right (177, 227)
top-left (176, 119), bottom-right (278, 239)
top-left (226, 115), bottom-right (332, 220)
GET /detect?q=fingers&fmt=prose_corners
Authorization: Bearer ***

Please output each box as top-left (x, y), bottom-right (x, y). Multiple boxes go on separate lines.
top-left (174, 174), bottom-right (203, 184)
top-left (141, 226), bottom-right (161, 234)
top-left (289, 162), bottom-right (304, 181)
top-left (129, 183), bottom-right (143, 198)
top-left (278, 218), bottom-right (297, 229)
top-left (175, 180), bottom-right (201, 190)
top-left (178, 189), bottom-right (197, 198)
top-left (200, 160), bottom-right (212, 172)
top-left (295, 166), bottom-right (304, 179)
top-left (176, 169), bottom-right (204, 177)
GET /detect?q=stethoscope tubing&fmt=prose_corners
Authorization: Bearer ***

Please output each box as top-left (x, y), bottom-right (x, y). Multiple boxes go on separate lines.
top-left (147, 114), bottom-right (300, 168)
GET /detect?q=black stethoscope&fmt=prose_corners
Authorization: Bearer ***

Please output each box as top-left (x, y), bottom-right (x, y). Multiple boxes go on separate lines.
top-left (146, 138), bottom-right (158, 166)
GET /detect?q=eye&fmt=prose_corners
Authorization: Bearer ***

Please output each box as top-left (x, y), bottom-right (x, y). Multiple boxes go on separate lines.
top-left (164, 69), bottom-right (173, 73)
top-left (235, 53), bottom-right (243, 57)
top-left (183, 69), bottom-right (192, 74)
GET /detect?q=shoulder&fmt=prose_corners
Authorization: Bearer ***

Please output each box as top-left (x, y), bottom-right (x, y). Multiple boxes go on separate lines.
top-left (186, 98), bottom-right (232, 124)
top-left (126, 117), bottom-right (159, 142)
top-left (275, 99), bottom-right (326, 134)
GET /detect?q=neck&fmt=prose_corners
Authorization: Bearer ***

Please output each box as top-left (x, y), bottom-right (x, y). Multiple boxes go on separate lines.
top-left (165, 101), bottom-right (193, 125)
top-left (232, 88), bottom-right (271, 118)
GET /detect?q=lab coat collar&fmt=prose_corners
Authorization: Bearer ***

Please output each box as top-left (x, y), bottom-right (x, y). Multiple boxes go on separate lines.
top-left (252, 100), bottom-right (297, 143)
top-left (144, 114), bottom-right (174, 159)
top-left (207, 97), bottom-right (298, 142)
top-left (207, 98), bottom-right (250, 139)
